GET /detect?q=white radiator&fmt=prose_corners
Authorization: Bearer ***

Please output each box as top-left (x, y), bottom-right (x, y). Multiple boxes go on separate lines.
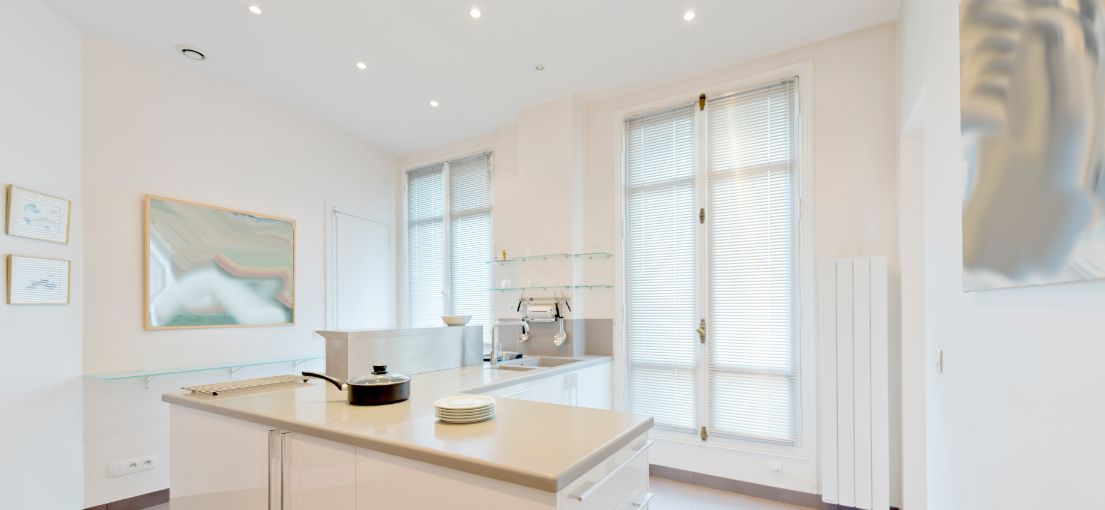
top-left (818, 257), bottom-right (890, 509)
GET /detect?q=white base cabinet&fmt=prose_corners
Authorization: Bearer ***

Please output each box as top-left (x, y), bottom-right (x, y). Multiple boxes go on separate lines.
top-left (170, 405), bottom-right (357, 510)
top-left (482, 360), bottom-right (612, 409)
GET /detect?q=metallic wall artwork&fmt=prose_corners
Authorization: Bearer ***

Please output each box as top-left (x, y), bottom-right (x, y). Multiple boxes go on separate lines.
top-left (144, 196), bottom-right (295, 329)
top-left (961, 0), bottom-right (1105, 290)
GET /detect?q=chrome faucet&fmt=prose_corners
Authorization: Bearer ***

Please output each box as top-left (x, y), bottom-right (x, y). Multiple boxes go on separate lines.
top-left (490, 319), bottom-right (529, 367)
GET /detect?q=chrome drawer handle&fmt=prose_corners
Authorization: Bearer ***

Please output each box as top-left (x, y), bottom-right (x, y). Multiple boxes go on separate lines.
top-left (570, 440), bottom-right (653, 502)
top-left (631, 491), bottom-right (655, 508)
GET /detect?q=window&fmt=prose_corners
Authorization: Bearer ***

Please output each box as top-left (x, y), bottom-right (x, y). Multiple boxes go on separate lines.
top-left (625, 79), bottom-right (800, 445)
top-left (406, 153), bottom-right (492, 343)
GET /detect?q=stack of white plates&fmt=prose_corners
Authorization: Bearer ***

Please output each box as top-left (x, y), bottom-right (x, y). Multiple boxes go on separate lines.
top-left (434, 395), bottom-right (496, 424)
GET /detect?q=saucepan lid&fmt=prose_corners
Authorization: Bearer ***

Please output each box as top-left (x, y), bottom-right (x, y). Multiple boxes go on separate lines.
top-left (348, 365), bottom-right (409, 386)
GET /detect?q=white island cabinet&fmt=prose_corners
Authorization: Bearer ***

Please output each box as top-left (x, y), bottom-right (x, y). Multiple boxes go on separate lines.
top-left (166, 357), bottom-right (652, 509)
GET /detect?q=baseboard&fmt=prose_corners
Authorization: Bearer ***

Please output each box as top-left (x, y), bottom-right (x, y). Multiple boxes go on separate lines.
top-left (83, 489), bottom-right (168, 510)
top-left (650, 464), bottom-right (900, 510)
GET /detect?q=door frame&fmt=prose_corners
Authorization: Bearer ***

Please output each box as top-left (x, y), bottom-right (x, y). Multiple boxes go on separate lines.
top-left (325, 201), bottom-right (395, 330)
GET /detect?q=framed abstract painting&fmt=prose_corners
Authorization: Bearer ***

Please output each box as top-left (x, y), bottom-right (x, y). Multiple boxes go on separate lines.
top-left (961, 0), bottom-right (1105, 290)
top-left (144, 195), bottom-right (295, 330)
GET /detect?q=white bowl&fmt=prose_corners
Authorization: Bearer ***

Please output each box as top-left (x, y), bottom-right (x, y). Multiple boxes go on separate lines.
top-left (441, 315), bottom-right (472, 326)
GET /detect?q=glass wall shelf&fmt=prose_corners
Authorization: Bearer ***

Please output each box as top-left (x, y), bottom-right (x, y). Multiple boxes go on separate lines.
top-left (85, 355), bottom-right (323, 389)
top-left (487, 251), bottom-right (613, 264)
top-left (489, 284), bottom-right (613, 292)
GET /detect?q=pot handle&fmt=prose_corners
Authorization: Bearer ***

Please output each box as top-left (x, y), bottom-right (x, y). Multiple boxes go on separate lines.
top-left (302, 371), bottom-right (344, 391)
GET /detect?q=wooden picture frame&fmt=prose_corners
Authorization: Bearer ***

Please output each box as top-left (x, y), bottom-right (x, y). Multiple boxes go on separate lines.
top-left (7, 255), bottom-right (71, 305)
top-left (144, 195), bottom-right (296, 330)
top-left (6, 185), bottom-right (71, 244)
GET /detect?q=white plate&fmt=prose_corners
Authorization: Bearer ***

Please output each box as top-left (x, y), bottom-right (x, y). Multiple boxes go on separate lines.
top-left (437, 410), bottom-right (494, 418)
top-left (435, 406), bottom-right (497, 415)
top-left (438, 414), bottom-right (495, 424)
top-left (436, 407), bottom-right (494, 414)
top-left (434, 395), bottom-right (495, 411)
top-left (436, 408), bottom-right (495, 417)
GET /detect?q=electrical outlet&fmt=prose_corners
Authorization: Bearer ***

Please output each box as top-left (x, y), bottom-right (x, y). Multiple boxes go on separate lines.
top-left (769, 461), bottom-right (782, 473)
top-left (107, 455), bottom-right (158, 478)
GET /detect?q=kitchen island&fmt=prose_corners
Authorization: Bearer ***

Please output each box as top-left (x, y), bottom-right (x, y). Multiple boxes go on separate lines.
top-left (163, 356), bottom-right (654, 509)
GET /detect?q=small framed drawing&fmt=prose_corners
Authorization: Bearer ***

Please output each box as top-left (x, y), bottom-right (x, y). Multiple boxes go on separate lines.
top-left (7, 255), bottom-right (70, 305)
top-left (6, 185), bottom-right (71, 244)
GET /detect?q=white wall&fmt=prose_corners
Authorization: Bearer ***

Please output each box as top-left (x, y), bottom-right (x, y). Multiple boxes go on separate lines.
top-left (81, 35), bottom-right (396, 506)
top-left (399, 23), bottom-right (901, 502)
top-left (899, 1), bottom-right (1105, 508)
top-left (0, 1), bottom-right (84, 507)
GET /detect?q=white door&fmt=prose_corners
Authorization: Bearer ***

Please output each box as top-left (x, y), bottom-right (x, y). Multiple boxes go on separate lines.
top-left (332, 210), bottom-right (393, 330)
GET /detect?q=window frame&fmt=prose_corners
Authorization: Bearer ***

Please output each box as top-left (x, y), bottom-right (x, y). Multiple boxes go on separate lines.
top-left (613, 62), bottom-right (816, 462)
top-left (401, 151), bottom-right (494, 331)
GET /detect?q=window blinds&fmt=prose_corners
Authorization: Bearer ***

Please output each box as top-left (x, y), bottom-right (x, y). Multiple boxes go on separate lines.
top-left (406, 154), bottom-right (493, 340)
top-left (706, 80), bottom-right (798, 444)
top-left (625, 104), bottom-right (699, 432)
top-left (407, 163), bottom-right (445, 328)
top-left (624, 78), bottom-right (799, 445)
top-left (448, 153), bottom-right (492, 344)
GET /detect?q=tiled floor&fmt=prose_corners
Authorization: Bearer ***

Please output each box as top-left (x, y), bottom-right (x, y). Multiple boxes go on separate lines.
top-left (649, 476), bottom-right (813, 509)
top-left (143, 477), bottom-right (812, 509)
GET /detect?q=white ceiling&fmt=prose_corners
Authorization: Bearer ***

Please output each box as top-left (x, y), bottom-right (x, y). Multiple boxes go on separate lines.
top-left (39, 0), bottom-right (900, 155)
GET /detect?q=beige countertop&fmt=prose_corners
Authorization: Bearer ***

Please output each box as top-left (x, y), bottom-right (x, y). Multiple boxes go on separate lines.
top-left (162, 356), bottom-right (653, 492)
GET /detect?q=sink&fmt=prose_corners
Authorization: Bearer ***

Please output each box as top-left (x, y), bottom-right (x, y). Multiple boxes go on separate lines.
top-left (495, 365), bottom-right (538, 372)
top-left (499, 357), bottom-right (583, 369)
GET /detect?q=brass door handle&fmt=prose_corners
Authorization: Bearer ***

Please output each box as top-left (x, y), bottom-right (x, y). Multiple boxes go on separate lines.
top-left (697, 320), bottom-right (706, 343)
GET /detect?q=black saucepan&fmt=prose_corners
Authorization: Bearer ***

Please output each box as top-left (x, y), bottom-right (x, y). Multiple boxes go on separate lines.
top-left (303, 365), bottom-right (410, 406)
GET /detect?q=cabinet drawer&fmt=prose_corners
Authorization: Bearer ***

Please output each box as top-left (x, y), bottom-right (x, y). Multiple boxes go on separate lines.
top-left (559, 435), bottom-right (650, 510)
top-left (618, 491), bottom-right (654, 509)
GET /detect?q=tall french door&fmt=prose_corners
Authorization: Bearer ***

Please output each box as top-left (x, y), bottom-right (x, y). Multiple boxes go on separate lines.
top-left (624, 78), bottom-right (801, 446)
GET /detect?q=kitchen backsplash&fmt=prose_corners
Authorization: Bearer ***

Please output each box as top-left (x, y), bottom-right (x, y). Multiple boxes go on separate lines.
top-left (493, 318), bottom-right (612, 357)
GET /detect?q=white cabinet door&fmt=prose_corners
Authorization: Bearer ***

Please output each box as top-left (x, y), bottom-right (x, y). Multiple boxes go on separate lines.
top-left (170, 406), bottom-right (270, 510)
top-left (481, 381), bottom-right (533, 400)
top-left (575, 362), bottom-right (613, 410)
top-left (530, 372), bottom-right (570, 405)
top-left (281, 432), bottom-right (357, 510)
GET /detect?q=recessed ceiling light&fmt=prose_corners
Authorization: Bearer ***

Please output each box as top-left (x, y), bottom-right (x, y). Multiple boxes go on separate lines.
top-left (535, 64), bottom-right (545, 71)
top-left (355, 61), bottom-right (368, 70)
top-left (683, 10), bottom-right (696, 21)
top-left (248, 5), bottom-right (263, 15)
top-left (429, 100), bottom-right (440, 108)
top-left (469, 7), bottom-right (482, 18)
top-left (180, 47), bottom-right (206, 61)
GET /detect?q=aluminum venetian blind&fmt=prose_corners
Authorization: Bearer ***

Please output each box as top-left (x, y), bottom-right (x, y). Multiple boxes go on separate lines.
top-left (407, 163), bottom-right (444, 328)
top-left (448, 153), bottom-right (492, 344)
top-left (625, 104), bottom-right (699, 432)
top-left (707, 79), bottom-right (798, 443)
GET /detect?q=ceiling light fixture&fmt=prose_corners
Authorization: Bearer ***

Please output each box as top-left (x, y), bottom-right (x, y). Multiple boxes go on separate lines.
top-left (469, 7), bottom-right (482, 18)
top-left (430, 100), bottom-right (440, 108)
top-left (248, 5), bottom-right (263, 15)
top-left (535, 64), bottom-right (545, 71)
top-left (356, 61), bottom-right (368, 70)
top-left (683, 10), bottom-right (696, 21)
top-left (180, 47), bottom-right (206, 61)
